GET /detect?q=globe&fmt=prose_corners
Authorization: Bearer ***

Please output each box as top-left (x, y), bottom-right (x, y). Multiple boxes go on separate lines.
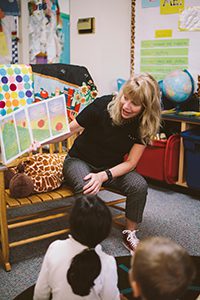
top-left (160, 69), bottom-right (194, 105)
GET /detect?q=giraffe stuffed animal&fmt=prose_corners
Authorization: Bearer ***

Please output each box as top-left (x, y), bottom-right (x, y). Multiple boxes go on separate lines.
top-left (5, 153), bottom-right (66, 198)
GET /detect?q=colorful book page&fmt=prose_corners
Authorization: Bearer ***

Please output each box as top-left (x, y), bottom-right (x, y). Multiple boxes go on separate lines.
top-left (14, 109), bottom-right (32, 152)
top-left (0, 64), bottom-right (34, 118)
top-left (0, 95), bottom-right (70, 164)
top-left (27, 101), bottom-right (50, 143)
top-left (33, 72), bottom-right (78, 98)
top-left (47, 95), bottom-right (69, 137)
top-left (0, 114), bottom-right (19, 162)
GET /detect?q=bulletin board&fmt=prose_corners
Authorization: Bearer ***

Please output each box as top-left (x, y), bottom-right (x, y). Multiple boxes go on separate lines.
top-left (133, 0), bottom-right (200, 89)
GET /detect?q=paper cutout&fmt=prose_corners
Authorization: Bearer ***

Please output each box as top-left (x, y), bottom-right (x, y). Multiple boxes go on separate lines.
top-left (141, 39), bottom-right (189, 47)
top-left (141, 57), bottom-right (188, 65)
top-left (0, 94), bottom-right (70, 164)
top-left (160, 0), bottom-right (184, 15)
top-left (179, 6), bottom-right (200, 31)
top-left (140, 65), bottom-right (187, 73)
top-left (142, 0), bottom-right (160, 8)
top-left (155, 29), bottom-right (172, 38)
top-left (0, 32), bottom-right (9, 56)
top-left (141, 48), bottom-right (188, 56)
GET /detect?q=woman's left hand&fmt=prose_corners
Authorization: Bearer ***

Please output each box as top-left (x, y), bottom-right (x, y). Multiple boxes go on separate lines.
top-left (83, 172), bottom-right (104, 195)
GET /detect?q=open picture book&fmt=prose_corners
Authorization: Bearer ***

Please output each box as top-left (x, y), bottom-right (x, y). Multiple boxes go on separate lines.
top-left (0, 94), bottom-right (70, 164)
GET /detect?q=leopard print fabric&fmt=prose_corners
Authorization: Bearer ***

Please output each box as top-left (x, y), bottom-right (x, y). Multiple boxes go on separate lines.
top-left (13, 153), bottom-right (66, 193)
top-left (130, 0), bottom-right (136, 75)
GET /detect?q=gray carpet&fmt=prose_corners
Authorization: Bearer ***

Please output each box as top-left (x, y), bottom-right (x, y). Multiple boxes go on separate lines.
top-left (0, 184), bottom-right (200, 300)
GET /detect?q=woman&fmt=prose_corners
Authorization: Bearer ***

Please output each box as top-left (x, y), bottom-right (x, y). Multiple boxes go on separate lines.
top-left (44, 72), bottom-right (161, 253)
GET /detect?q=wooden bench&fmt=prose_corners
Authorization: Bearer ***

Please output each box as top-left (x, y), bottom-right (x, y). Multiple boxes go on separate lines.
top-left (0, 139), bottom-right (126, 271)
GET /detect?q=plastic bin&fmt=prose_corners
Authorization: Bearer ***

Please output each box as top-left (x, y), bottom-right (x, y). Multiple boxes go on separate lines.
top-left (136, 134), bottom-right (180, 184)
top-left (117, 78), bottom-right (126, 91)
top-left (181, 128), bottom-right (200, 190)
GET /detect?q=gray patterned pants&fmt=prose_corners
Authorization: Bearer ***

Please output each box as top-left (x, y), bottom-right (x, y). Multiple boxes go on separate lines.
top-left (63, 155), bottom-right (148, 223)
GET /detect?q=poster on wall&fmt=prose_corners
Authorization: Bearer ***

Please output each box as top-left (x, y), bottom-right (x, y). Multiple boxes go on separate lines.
top-left (160, 0), bottom-right (184, 14)
top-left (140, 38), bottom-right (189, 81)
top-left (133, 0), bottom-right (200, 97)
top-left (28, 0), bottom-right (63, 64)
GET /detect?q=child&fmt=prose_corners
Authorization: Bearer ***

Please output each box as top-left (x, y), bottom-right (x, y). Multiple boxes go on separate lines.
top-left (129, 236), bottom-right (195, 300)
top-left (33, 195), bottom-right (120, 300)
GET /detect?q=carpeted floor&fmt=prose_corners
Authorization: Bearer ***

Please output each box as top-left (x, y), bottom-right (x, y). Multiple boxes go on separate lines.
top-left (0, 184), bottom-right (200, 299)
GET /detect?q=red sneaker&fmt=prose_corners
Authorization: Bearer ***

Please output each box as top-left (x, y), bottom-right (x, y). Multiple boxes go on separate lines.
top-left (122, 230), bottom-right (139, 254)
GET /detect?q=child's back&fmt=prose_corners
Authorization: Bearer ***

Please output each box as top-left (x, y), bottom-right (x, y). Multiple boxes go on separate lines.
top-left (34, 195), bottom-right (120, 300)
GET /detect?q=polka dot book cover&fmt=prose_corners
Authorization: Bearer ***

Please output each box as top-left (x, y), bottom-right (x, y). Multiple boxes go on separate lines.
top-left (0, 64), bottom-right (34, 117)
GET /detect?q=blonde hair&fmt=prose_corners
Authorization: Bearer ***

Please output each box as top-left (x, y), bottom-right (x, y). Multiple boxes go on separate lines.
top-left (130, 237), bottom-right (195, 300)
top-left (107, 73), bottom-right (161, 144)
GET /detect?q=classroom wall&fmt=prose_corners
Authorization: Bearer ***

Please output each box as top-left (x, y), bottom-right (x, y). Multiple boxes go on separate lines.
top-left (134, 0), bottom-right (200, 87)
top-left (17, 0), bottom-right (131, 95)
top-left (69, 0), bottom-right (131, 96)
top-left (16, 1), bottom-right (200, 95)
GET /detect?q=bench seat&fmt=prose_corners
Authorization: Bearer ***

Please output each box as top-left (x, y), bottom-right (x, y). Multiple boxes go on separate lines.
top-left (0, 143), bottom-right (126, 271)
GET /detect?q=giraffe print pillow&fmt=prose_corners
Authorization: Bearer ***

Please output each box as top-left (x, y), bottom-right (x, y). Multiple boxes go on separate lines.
top-left (10, 153), bottom-right (66, 194)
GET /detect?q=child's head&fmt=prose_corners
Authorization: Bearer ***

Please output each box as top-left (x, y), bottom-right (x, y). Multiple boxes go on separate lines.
top-left (129, 236), bottom-right (195, 300)
top-left (67, 195), bottom-right (112, 296)
top-left (69, 194), bottom-right (112, 248)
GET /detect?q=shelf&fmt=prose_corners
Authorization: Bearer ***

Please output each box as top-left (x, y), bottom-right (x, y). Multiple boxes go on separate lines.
top-left (162, 114), bottom-right (200, 189)
top-left (162, 113), bottom-right (200, 125)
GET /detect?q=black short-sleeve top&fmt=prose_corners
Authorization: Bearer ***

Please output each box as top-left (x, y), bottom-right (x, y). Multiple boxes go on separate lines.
top-left (68, 95), bottom-right (143, 169)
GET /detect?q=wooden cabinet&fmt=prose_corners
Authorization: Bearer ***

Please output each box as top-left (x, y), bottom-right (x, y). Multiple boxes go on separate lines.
top-left (162, 114), bottom-right (200, 188)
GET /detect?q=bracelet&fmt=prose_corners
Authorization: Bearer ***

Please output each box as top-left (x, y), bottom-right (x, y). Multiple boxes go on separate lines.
top-left (105, 169), bottom-right (113, 183)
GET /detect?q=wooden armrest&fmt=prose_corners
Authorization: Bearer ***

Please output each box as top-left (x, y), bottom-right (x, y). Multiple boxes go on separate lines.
top-left (0, 164), bottom-right (7, 193)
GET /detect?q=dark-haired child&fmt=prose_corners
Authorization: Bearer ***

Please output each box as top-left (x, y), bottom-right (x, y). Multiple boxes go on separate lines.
top-left (34, 195), bottom-right (120, 300)
top-left (129, 236), bottom-right (195, 300)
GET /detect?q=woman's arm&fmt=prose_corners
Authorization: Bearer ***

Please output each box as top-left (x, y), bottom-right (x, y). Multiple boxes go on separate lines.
top-left (83, 143), bottom-right (146, 194)
top-left (109, 143), bottom-right (146, 177)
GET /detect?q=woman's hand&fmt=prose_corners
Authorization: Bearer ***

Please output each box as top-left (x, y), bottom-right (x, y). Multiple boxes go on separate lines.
top-left (83, 172), bottom-right (105, 195)
top-left (120, 294), bottom-right (128, 300)
top-left (28, 141), bottom-right (41, 152)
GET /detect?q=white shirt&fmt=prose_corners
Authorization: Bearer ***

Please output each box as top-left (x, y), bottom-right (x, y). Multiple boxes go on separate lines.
top-left (34, 236), bottom-right (120, 300)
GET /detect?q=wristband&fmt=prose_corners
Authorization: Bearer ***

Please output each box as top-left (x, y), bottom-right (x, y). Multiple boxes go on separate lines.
top-left (105, 169), bottom-right (113, 183)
